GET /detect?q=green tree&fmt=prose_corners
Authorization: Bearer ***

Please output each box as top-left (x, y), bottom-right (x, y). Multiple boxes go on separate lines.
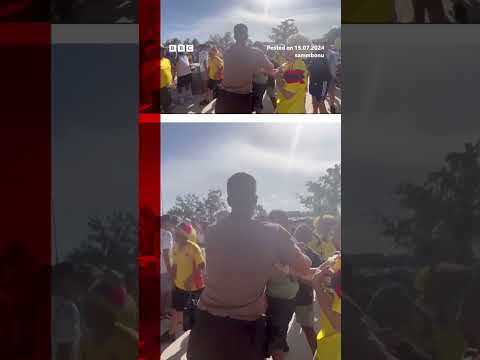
top-left (67, 211), bottom-right (138, 276)
top-left (299, 163), bottom-right (341, 217)
top-left (269, 19), bottom-right (299, 45)
top-left (208, 34), bottom-right (223, 48)
top-left (255, 204), bottom-right (268, 218)
top-left (223, 32), bottom-right (234, 48)
top-left (163, 38), bottom-right (182, 48)
top-left (204, 189), bottom-right (228, 222)
top-left (321, 27), bottom-right (341, 45)
top-left (167, 189), bottom-right (228, 222)
top-left (209, 32), bottom-right (235, 50)
top-left (288, 34), bottom-right (311, 46)
top-left (192, 38), bottom-right (200, 48)
top-left (382, 140), bottom-right (480, 264)
top-left (168, 193), bottom-right (204, 220)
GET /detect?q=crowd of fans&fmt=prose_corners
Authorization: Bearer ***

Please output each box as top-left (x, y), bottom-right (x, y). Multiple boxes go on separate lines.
top-left (158, 173), bottom-right (480, 360)
top-left (142, 24), bottom-right (341, 114)
top-left (52, 263), bottom-right (138, 360)
top-left (159, 172), bottom-right (342, 360)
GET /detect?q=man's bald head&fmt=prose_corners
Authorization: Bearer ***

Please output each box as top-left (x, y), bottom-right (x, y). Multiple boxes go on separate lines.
top-left (227, 172), bottom-right (257, 217)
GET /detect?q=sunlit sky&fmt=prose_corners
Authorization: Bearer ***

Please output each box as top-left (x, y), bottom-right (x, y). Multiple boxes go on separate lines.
top-left (161, 121), bottom-right (341, 214)
top-left (161, 0), bottom-right (340, 42)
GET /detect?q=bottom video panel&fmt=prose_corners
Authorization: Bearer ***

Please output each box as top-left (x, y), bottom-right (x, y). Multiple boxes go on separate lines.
top-left (139, 118), bottom-right (341, 359)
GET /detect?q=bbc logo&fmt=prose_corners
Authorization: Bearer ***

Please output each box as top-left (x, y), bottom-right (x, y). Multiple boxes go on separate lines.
top-left (168, 44), bottom-right (194, 53)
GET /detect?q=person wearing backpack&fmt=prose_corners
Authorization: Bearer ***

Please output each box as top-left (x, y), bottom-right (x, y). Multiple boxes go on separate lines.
top-left (307, 51), bottom-right (332, 114)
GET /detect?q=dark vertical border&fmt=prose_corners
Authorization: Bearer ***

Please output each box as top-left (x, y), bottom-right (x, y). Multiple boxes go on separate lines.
top-left (139, 115), bottom-right (161, 359)
top-left (139, 0), bottom-right (161, 111)
top-left (139, 0), bottom-right (161, 355)
top-left (0, 22), bottom-right (51, 360)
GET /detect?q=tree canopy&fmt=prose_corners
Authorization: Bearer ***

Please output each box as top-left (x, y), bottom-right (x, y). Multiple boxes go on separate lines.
top-left (382, 140), bottom-right (480, 264)
top-left (255, 204), bottom-right (268, 218)
top-left (208, 32), bottom-right (235, 50)
top-left (287, 33), bottom-right (312, 47)
top-left (167, 189), bottom-right (228, 223)
top-left (67, 211), bottom-right (137, 276)
top-left (321, 27), bottom-right (341, 45)
top-left (299, 163), bottom-right (341, 217)
top-left (269, 19), bottom-right (299, 44)
top-left (166, 190), bottom-right (274, 222)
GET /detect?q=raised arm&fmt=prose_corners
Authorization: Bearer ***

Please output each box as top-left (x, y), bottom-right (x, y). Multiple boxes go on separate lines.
top-left (256, 49), bottom-right (275, 76)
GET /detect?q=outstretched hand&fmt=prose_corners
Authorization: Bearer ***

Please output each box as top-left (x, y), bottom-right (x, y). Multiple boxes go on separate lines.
top-left (291, 267), bottom-right (317, 281)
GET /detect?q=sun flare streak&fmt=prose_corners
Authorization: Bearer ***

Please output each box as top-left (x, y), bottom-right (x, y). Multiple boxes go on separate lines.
top-left (263, 0), bottom-right (271, 15)
top-left (287, 123), bottom-right (303, 173)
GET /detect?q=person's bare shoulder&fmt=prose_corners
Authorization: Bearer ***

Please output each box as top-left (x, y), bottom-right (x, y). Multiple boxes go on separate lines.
top-left (253, 219), bottom-right (278, 229)
top-left (254, 220), bottom-right (290, 240)
top-left (250, 46), bottom-right (267, 58)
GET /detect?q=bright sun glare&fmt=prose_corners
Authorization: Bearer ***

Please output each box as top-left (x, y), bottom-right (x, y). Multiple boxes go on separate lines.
top-left (263, 0), bottom-right (271, 15)
top-left (253, 0), bottom-right (294, 16)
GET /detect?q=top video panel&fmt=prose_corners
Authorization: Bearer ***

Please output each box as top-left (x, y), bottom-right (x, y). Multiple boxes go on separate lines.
top-left (140, 0), bottom-right (341, 114)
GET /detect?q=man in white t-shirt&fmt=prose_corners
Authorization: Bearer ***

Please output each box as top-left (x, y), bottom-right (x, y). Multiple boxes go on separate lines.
top-left (52, 263), bottom-right (81, 360)
top-left (198, 44), bottom-right (210, 105)
top-left (176, 53), bottom-right (193, 105)
top-left (160, 214), bottom-right (175, 318)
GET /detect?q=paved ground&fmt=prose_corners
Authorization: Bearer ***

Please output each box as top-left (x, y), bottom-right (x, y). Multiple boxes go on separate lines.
top-left (170, 87), bottom-right (342, 115)
top-left (160, 302), bottom-right (321, 360)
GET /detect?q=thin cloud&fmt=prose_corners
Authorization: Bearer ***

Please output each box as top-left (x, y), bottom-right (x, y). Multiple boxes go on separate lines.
top-left (161, 123), bottom-right (340, 213)
top-left (163, 3), bottom-right (340, 42)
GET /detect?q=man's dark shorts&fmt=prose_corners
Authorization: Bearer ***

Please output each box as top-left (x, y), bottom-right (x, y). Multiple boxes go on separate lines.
top-left (215, 89), bottom-right (253, 114)
top-left (207, 79), bottom-right (221, 99)
top-left (187, 309), bottom-right (266, 360)
top-left (207, 79), bottom-right (221, 90)
top-left (171, 287), bottom-right (202, 312)
top-left (177, 73), bottom-right (193, 91)
top-left (309, 80), bottom-right (329, 102)
top-left (266, 296), bottom-right (296, 354)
